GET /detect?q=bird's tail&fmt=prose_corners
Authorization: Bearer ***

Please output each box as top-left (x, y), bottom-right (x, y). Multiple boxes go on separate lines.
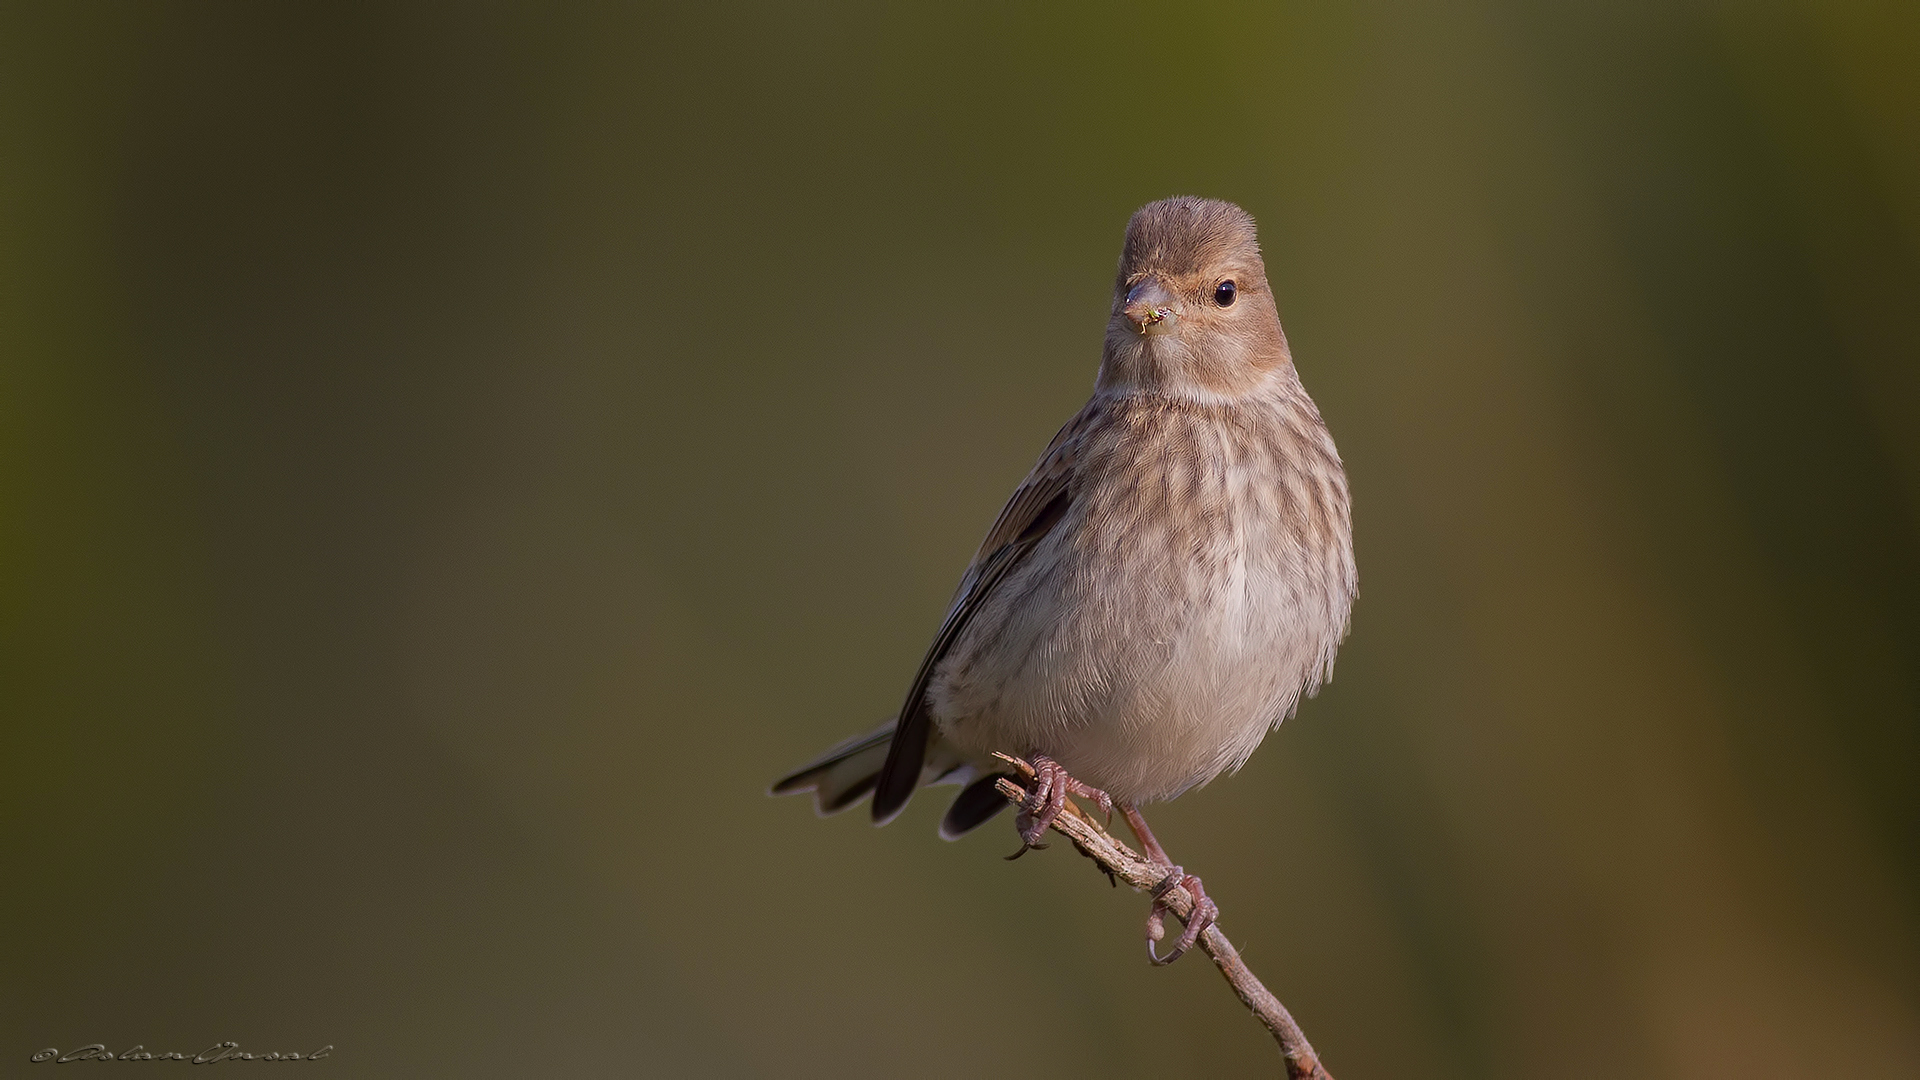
top-left (769, 720), bottom-right (1011, 839)
top-left (770, 721), bottom-right (896, 815)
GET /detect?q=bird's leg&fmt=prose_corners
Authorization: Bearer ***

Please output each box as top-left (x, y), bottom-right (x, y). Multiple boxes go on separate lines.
top-left (1120, 804), bottom-right (1219, 966)
top-left (1007, 754), bottom-right (1112, 860)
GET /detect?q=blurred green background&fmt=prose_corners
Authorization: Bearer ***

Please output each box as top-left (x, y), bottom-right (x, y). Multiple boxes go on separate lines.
top-left (5, 1), bottom-right (1917, 1076)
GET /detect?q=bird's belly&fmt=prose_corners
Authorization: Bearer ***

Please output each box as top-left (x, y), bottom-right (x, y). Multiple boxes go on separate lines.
top-left (929, 519), bottom-right (1329, 804)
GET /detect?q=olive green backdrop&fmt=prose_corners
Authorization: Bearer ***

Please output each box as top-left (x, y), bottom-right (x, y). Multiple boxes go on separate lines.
top-left (5, 2), bottom-right (1916, 1076)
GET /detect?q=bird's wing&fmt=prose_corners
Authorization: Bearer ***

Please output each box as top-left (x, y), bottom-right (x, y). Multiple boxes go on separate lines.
top-left (870, 409), bottom-right (1088, 824)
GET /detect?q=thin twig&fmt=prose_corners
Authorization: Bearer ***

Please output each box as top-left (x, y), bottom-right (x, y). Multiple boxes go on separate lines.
top-left (992, 755), bottom-right (1333, 1080)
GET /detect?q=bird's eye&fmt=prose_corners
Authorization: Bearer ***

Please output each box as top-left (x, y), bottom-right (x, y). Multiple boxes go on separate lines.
top-left (1213, 280), bottom-right (1237, 307)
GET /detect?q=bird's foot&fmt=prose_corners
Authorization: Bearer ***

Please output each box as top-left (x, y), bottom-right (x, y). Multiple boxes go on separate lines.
top-left (1145, 868), bottom-right (1218, 966)
top-left (1006, 754), bottom-right (1112, 860)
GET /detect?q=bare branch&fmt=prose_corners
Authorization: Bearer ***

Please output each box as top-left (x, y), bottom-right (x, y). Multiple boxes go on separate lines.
top-left (992, 757), bottom-right (1333, 1080)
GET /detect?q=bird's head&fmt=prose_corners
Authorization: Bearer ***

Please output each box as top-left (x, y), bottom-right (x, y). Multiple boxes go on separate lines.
top-left (1098, 197), bottom-right (1293, 400)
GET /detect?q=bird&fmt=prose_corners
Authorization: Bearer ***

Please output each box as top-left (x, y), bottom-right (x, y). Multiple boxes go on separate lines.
top-left (772, 196), bottom-right (1355, 964)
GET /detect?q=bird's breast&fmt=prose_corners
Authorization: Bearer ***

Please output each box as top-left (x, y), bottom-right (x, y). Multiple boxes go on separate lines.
top-left (929, 391), bottom-right (1355, 804)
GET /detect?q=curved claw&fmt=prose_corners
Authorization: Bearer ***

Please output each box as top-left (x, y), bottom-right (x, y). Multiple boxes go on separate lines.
top-left (1144, 869), bottom-right (1217, 966)
top-left (1003, 841), bottom-right (1048, 861)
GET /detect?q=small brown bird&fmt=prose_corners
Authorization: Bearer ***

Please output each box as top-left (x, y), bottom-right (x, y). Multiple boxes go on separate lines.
top-left (773, 197), bottom-right (1355, 963)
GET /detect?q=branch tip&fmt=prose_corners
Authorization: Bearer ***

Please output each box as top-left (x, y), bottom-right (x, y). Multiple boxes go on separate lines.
top-left (989, 755), bottom-right (1332, 1080)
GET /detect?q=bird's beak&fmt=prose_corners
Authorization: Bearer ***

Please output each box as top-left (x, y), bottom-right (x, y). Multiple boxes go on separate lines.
top-left (1123, 277), bottom-right (1181, 336)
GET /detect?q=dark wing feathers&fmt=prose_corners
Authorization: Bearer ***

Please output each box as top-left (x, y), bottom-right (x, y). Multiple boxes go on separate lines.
top-left (869, 416), bottom-right (1085, 824)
